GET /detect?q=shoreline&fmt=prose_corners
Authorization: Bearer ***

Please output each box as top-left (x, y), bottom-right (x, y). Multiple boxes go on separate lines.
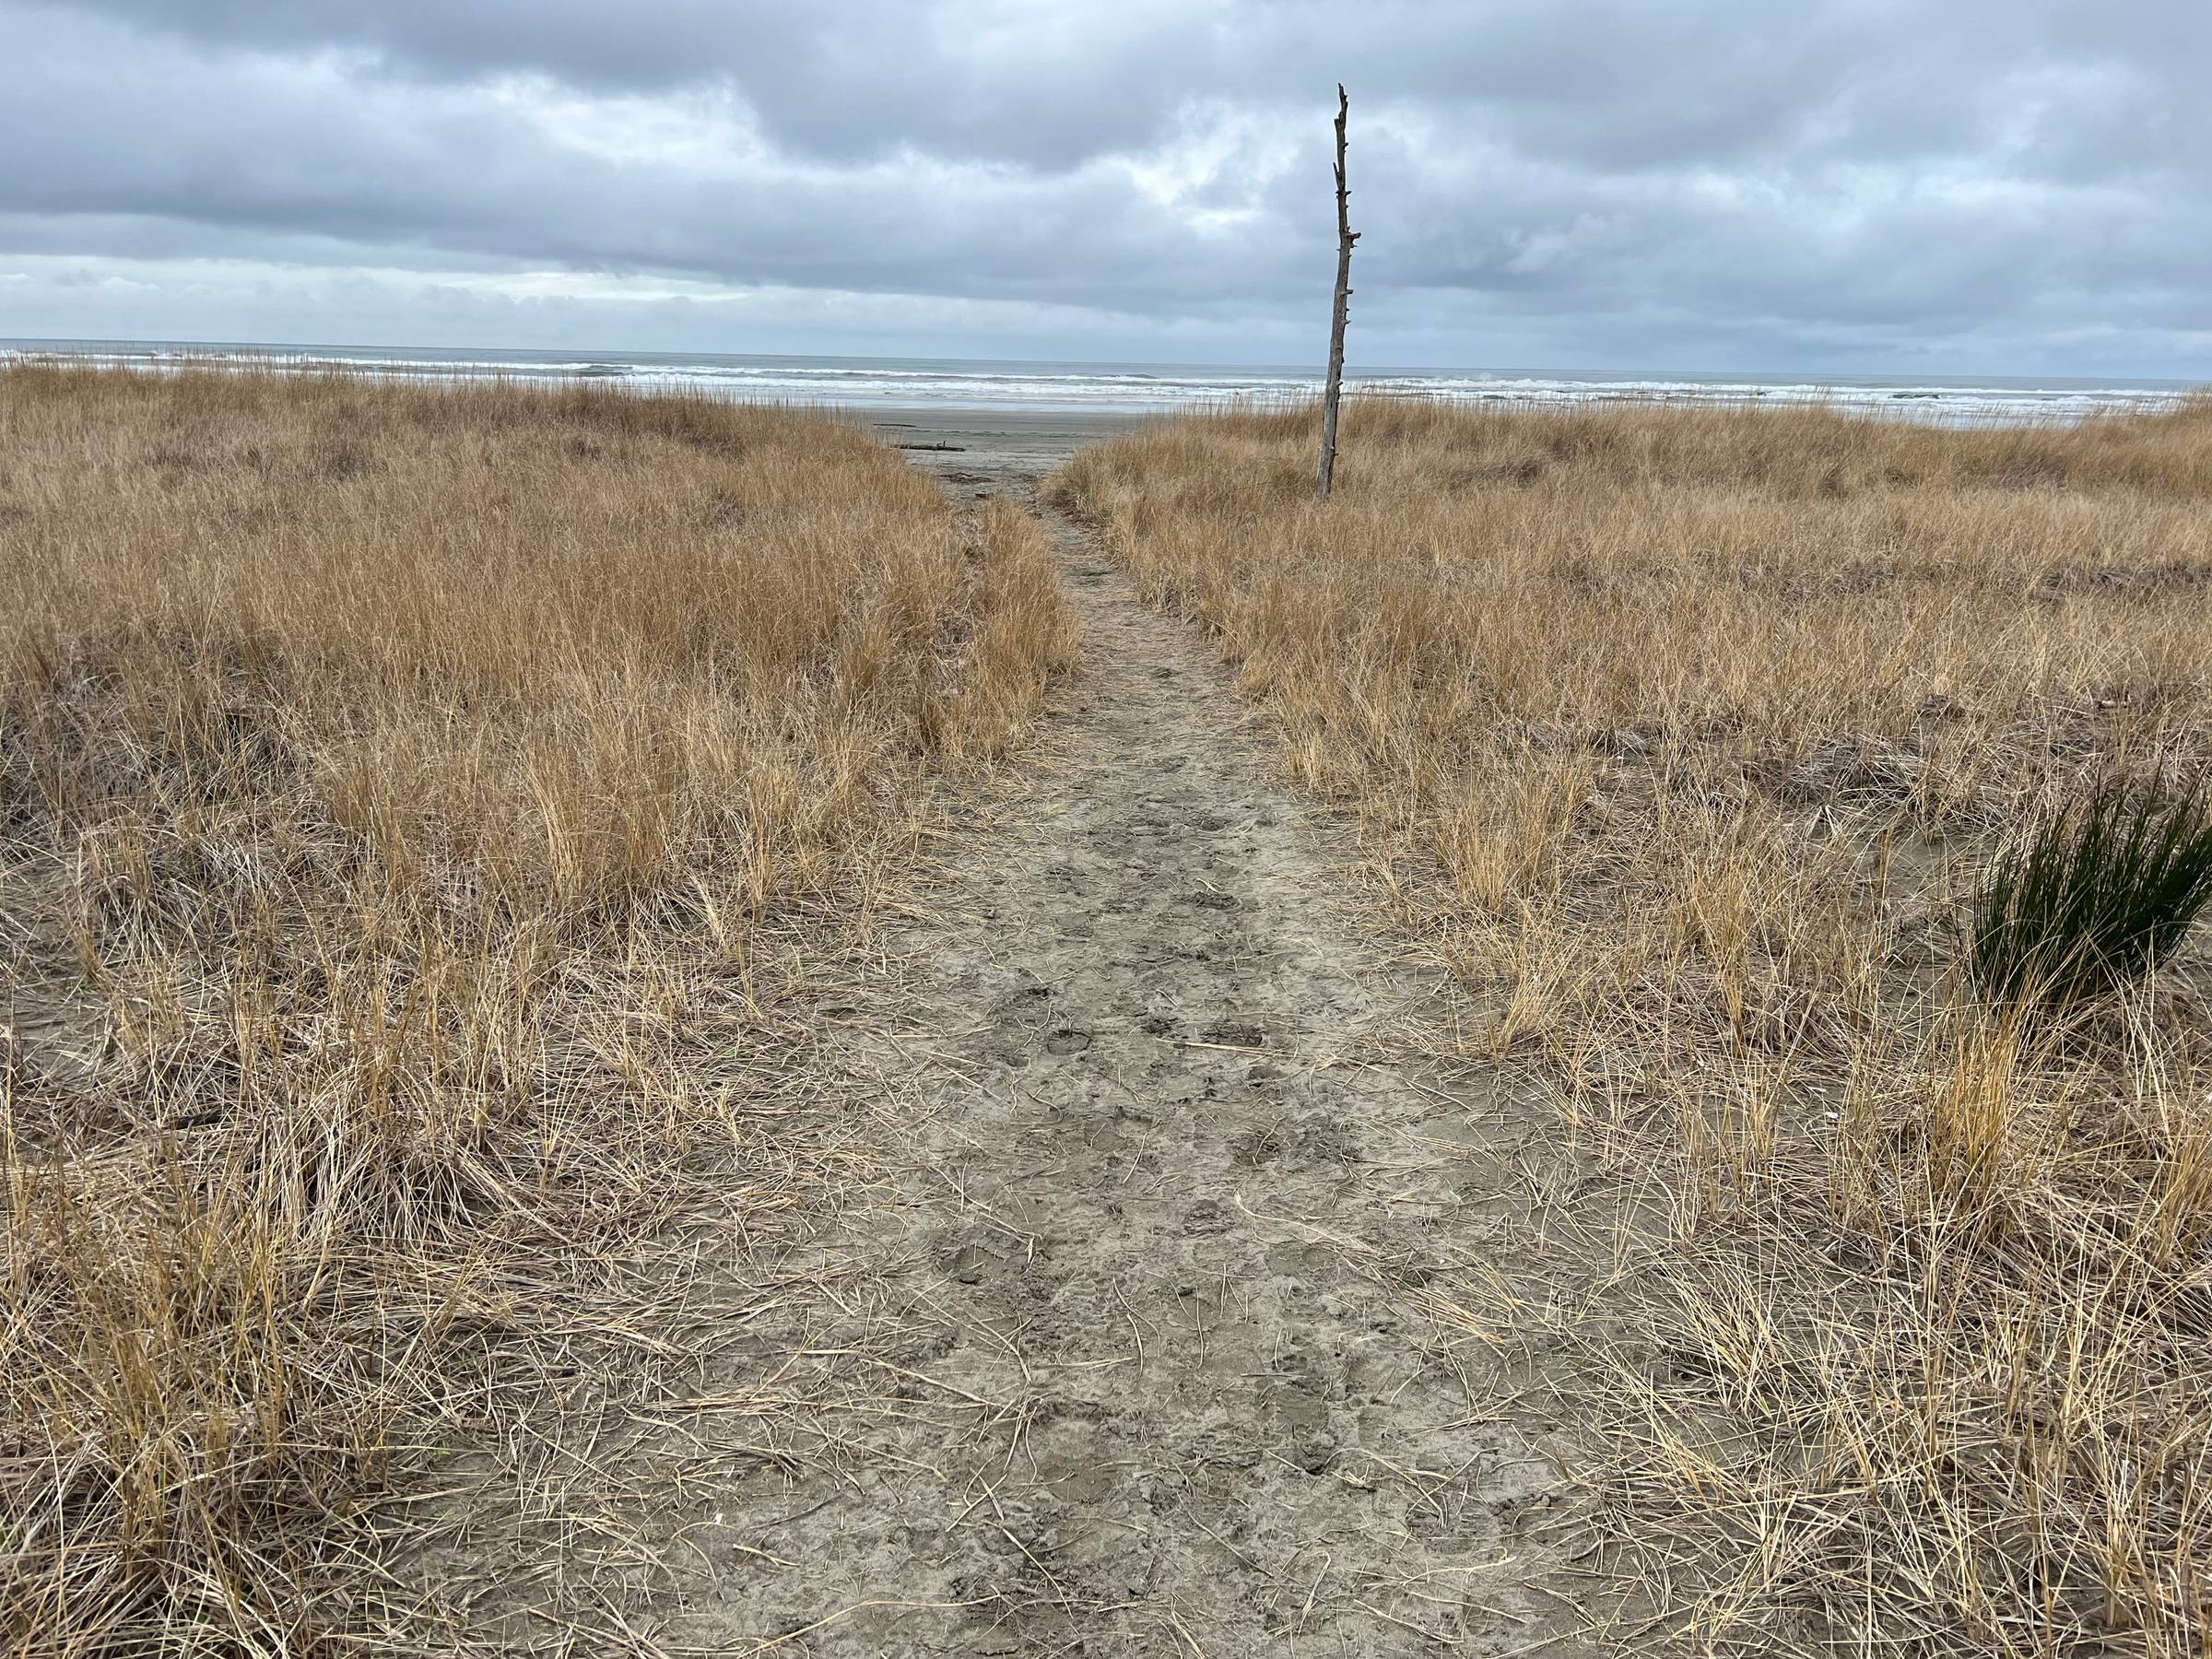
top-left (8, 341), bottom-right (2194, 430)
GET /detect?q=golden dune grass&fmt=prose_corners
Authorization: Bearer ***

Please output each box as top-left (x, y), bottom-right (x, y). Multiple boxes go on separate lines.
top-left (1058, 395), bottom-right (2212, 1654)
top-left (0, 365), bottom-right (1077, 1651)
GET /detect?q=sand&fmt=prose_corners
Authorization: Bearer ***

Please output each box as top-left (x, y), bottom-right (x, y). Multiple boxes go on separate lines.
top-left (864, 406), bottom-right (1154, 479)
top-left (403, 407), bottom-right (1605, 1654)
top-left (629, 428), bottom-right (1600, 1654)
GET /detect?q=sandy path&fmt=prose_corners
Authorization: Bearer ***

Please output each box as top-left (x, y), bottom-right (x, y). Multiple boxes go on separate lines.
top-left (650, 438), bottom-right (1591, 1656)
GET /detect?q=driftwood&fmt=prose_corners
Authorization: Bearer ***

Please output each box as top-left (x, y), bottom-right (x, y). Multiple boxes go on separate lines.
top-left (1314, 84), bottom-right (1359, 500)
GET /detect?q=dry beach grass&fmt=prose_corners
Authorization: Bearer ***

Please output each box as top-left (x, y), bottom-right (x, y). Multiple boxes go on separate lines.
top-left (11, 359), bottom-right (2212, 1656)
top-left (1056, 396), bottom-right (2212, 1654)
top-left (0, 364), bottom-right (1077, 1651)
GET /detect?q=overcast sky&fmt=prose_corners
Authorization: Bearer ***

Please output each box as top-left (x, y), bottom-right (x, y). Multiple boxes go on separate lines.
top-left (3, 0), bottom-right (2206, 375)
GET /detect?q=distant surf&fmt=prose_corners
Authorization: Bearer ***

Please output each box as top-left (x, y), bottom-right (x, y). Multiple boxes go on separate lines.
top-left (5, 338), bottom-right (2199, 427)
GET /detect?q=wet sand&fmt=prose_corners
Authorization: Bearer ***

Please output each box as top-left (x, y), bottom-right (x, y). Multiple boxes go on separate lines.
top-left (863, 405), bottom-right (1153, 473)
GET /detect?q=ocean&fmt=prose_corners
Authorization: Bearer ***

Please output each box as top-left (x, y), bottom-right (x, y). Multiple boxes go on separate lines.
top-left (3, 338), bottom-right (2200, 426)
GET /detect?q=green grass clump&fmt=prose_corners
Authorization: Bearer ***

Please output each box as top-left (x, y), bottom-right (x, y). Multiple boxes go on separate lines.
top-left (1970, 771), bottom-right (2212, 1009)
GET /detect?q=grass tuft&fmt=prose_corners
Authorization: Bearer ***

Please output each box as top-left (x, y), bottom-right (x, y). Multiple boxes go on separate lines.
top-left (1970, 771), bottom-right (2212, 1010)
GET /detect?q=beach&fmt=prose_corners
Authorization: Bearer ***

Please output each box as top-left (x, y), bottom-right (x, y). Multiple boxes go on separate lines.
top-left (5, 338), bottom-right (2198, 427)
top-left (865, 404), bottom-right (1149, 477)
top-left (14, 0), bottom-right (2211, 1649)
top-left (11, 363), bottom-right (2212, 1655)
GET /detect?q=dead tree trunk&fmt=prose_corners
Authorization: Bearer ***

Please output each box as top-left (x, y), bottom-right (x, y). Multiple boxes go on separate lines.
top-left (1314, 84), bottom-right (1359, 500)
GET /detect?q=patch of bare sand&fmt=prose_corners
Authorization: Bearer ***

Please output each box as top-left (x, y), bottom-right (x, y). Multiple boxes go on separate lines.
top-left (611, 442), bottom-right (1610, 1655)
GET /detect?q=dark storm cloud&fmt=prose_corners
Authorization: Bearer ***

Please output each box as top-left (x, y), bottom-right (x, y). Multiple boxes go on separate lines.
top-left (4, 0), bottom-right (2208, 370)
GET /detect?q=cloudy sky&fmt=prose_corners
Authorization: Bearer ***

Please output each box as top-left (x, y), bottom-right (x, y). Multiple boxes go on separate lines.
top-left (3, 0), bottom-right (2206, 375)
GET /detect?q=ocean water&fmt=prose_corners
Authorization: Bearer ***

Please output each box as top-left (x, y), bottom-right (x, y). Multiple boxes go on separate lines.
top-left (3, 338), bottom-right (2200, 426)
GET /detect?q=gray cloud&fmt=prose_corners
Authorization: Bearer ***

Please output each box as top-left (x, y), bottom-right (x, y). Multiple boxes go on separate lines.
top-left (3, 0), bottom-right (2207, 372)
